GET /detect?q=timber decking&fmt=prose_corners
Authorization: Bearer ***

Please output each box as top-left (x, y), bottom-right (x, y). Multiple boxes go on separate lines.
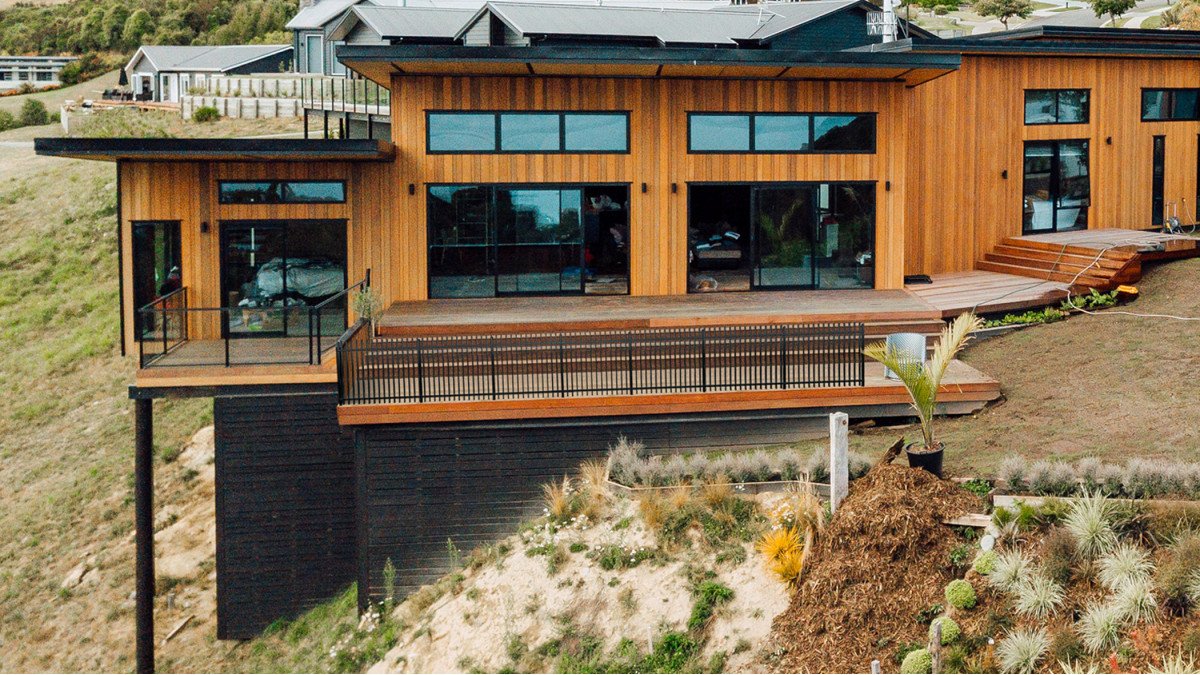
top-left (975, 228), bottom-right (1200, 294)
top-left (336, 360), bottom-right (1001, 425)
top-left (907, 271), bottom-right (1071, 318)
top-left (378, 290), bottom-right (945, 337)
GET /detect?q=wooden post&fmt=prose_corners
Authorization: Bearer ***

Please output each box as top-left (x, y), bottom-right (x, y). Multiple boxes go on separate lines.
top-left (870, 660), bottom-right (881, 674)
top-left (930, 620), bottom-right (943, 674)
top-left (134, 397), bottom-right (155, 674)
top-left (829, 412), bottom-right (849, 513)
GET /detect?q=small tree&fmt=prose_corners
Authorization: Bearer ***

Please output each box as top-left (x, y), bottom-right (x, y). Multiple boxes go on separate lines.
top-left (973, 0), bottom-right (1035, 28)
top-left (1086, 0), bottom-right (1137, 23)
top-left (351, 287), bottom-right (384, 334)
top-left (18, 99), bottom-right (49, 127)
top-left (863, 312), bottom-right (983, 452)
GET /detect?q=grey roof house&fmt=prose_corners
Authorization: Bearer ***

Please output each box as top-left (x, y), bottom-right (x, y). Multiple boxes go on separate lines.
top-left (124, 45), bottom-right (293, 103)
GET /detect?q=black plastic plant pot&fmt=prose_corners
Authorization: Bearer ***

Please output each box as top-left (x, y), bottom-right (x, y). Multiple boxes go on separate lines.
top-left (906, 442), bottom-right (945, 478)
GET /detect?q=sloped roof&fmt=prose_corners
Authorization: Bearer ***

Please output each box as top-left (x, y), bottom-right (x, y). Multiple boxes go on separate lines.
top-left (329, 5), bottom-right (475, 42)
top-left (127, 45), bottom-right (292, 73)
top-left (287, 0), bottom-right (364, 30)
top-left (457, 0), bottom-right (888, 46)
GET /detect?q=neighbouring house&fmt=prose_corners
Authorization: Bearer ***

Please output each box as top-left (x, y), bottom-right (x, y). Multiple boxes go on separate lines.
top-left (34, 1), bottom-right (1200, 661)
top-left (123, 45), bottom-right (294, 103)
top-left (0, 56), bottom-right (76, 91)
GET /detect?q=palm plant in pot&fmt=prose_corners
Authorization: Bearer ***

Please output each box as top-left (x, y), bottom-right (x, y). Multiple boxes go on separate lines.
top-left (863, 312), bottom-right (983, 477)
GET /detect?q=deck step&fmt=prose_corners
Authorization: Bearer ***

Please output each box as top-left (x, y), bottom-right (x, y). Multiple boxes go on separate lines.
top-left (982, 253), bottom-right (1122, 277)
top-left (989, 245), bottom-right (1129, 270)
top-left (998, 236), bottom-right (1139, 261)
top-left (975, 260), bottom-right (1111, 288)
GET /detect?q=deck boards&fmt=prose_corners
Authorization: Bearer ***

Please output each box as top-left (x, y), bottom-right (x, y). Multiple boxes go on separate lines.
top-left (1015, 229), bottom-right (1199, 255)
top-left (378, 290), bottom-right (943, 336)
top-left (907, 271), bottom-right (1070, 318)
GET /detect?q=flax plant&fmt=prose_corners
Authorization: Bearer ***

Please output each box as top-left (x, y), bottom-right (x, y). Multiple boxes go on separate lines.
top-left (863, 312), bottom-right (983, 451)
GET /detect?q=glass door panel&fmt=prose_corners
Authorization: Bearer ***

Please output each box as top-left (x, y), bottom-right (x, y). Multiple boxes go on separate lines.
top-left (754, 186), bottom-right (816, 289)
top-left (223, 223), bottom-right (287, 337)
top-left (428, 186), bottom-right (495, 298)
top-left (1023, 143), bottom-right (1054, 232)
top-left (495, 188), bottom-right (584, 295)
top-left (131, 221), bottom-right (182, 338)
top-left (1023, 141), bottom-right (1089, 233)
top-left (815, 183), bottom-right (876, 290)
top-left (1057, 140), bottom-right (1089, 231)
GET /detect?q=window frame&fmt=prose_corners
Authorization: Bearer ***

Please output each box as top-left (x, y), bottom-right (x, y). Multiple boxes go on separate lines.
top-left (1023, 88), bottom-right (1090, 126)
top-left (425, 110), bottom-right (631, 155)
top-left (686, 112), bottom-right (877, 155)
top-left (1142, 88), bottom-right (1200, 122)
top-left (217, 180), bottom-right (348, 205)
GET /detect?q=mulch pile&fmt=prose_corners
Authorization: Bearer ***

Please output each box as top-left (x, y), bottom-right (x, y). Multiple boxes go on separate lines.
top-left (769, 463), bottom-right (984, 673)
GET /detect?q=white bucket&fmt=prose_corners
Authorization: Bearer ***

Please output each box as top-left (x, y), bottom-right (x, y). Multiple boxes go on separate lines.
top-left (883, 332), bottom-right (927, 380)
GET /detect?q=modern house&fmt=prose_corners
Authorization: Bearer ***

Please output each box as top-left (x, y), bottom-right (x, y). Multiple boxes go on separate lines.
top-left (124, 45), bottom-right (294, 103)
top-left (35, 2), bottom-right (1200, 664)
top-left (0, 55), bottom-right (76, 91)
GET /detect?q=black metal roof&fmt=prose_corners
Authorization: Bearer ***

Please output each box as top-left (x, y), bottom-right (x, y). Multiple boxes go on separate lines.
top-left (865, 25), bottom-right (1200, 57)
top-left (33, 138), bottom-right (396, 162)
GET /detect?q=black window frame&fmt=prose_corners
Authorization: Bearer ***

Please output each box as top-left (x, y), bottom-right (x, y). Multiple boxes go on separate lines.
top-left (1152, 135), bottom-right (1166, 226)
top-left (686, 112), bottom-right (877, 155)
top-left (1023, 88), bottom-right (1090, 125)
top-left (217, 180), bottom-right (347, 205)
top-left (425, 110), bottom-right (631, 155)
top-left (1142, 88), bottom-right (1200, 122)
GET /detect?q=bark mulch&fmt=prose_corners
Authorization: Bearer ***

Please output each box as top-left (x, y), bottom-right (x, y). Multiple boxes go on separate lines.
top-left (768, 462), bottom-right (984, 673)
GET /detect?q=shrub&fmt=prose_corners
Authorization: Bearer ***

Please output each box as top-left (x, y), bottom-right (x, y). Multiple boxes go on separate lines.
top-left (1113, 581), bottom-right (1158, 625)
top-left (1097, 543), bottom-right (1154, 591)
top-left (900, 648), bottom-right (933, 674)
top-left (192, 106), bottom-right (220, 123)
top-left (945, 579), bottom-right (976, 609)
top-left (1077, 601), bottom-right (1124, 654)
top-left (997, 628), bottom-right (1049, 674)
top-left (758, 526), bottom-right (804, 587)
top-left (1049, 628), bottom-right (1086, 666)
top-left (1078, 457), bottom-right (1123, 496)
top-left (0, 110), bottom-right (15, 131)
top-left (1159, 533), bottom-right (1200, 613)
top-left (1014, 573), bottom-right (1064, 620)
top-left (688, 580), bottom-right (734, 630)
top-left (1028, 461), bottom-right (1078, 497)
top-left (972, 550), bottom-right (998, 575)
top-left (1064, 492), bottom-right (1117, 558)
top-left (18, 99), bottom-right (49, 127)
top-left (1040, 527), bottom-right (1078, 586)
top-left (949, 543), bottom-right (972, 569)
top-left (998, 456), bottom-right (1029, 493)
top-left (989, 549), bottom-right (1033, 593)
top-left (929, 616), bottom-right (960, 645)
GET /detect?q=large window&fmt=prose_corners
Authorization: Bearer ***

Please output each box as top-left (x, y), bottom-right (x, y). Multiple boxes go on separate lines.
top-left (428, 184), bottom-right (630, 297)
top-left (426, 112), bottom-right (629, 154)
top-left (687, 113), bottom-right (876, 154)
top-left (218, 181), bottom-right (346, 205)
top-left (687, 182), bottom-right (875, 292)
top-left (220, 220), bottom-right (347, 338)
top-left (1024, 89), bottom-right (1089, 125)
top-left (1143, 89), bottom-right (1200, 121)
top-left (132, 221), bottom-right (182, 338)
top-left (1023, 140), bottom-right (1090, 233)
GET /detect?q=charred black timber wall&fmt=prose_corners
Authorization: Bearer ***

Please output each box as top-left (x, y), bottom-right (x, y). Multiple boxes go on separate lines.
top-left (213, 391), bottom-right (356, 639)
top-left (354, 408), bottom-right (843, 606)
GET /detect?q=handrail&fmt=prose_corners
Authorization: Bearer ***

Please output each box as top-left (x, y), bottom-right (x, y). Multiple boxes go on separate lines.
top-left (301, 75), bottom-right (392, 139)
top-left (136, 275), bottom-right (369, 369)
top-left (336, 322), bottom-right (866, 406)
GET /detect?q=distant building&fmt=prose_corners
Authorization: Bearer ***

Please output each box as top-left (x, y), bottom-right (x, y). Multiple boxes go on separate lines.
top-left (0, 56), bottom-right (76, 92)
top-left (124, 45), bottom-right (293, 103)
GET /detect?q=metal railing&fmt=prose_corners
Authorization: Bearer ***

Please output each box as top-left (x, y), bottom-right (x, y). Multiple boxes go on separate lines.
top-left (336, 322), bottom-right (866, 405)
top-left (137, 275), bottom-right (369, 369)
top-left (300, 76), bottom-right (391, 139)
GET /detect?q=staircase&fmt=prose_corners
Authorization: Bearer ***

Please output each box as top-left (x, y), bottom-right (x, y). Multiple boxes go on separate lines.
top-left (977, 236), bottom-right (1141, 291)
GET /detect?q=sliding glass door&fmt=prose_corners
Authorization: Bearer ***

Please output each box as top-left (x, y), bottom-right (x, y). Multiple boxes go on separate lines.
top-left (428, 184), bottom-right (629, 298)
top-left (688, 182), bottom-right (875, 293)
top-left (1023, 140), bottom-right (1090, 233)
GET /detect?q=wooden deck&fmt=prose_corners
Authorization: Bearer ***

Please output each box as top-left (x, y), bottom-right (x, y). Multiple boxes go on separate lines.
top-left (907, 271), bottom-right (1071, 318)
top-left (337, 359), bottom-right (1001, 425)
top-left (1016, 228), bottom-right (1200, 260)
top-left (135, 338), bottom-right (336, 389)
top-left (379, 290), bottom-right (947, 339)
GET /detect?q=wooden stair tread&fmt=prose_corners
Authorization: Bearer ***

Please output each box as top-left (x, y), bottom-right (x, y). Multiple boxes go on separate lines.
top-left (982, 253), bottom-right (1122, 277)
top-left (975, 260), bottom-right (1111, 288)
top-left (999, 236), bottom-right (1138, 261)
top-left (989, 245), bottom-right (1129, 270)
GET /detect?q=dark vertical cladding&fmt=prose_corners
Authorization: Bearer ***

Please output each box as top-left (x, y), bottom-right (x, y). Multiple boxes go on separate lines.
top-left (354, 410), bottom-right (831, 602)
top-left (134, 398), bottom-right (154, 674)
top-left (213, 391), bottom-right (355, 639)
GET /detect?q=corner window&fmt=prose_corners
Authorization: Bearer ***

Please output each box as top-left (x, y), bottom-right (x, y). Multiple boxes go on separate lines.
top-left (1024, 89), bottom-right (1089, 125)
top-left (1143, 89), bottom-right (1200, 121)
top-left (426, 111), bottom-right (629, 154)
top-left (688, 113), bottom-right (875, 154)
top-left (218, 181), bottom-right (346, 205)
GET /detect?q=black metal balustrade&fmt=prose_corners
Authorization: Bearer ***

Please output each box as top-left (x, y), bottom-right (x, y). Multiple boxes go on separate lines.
top-left (137, 276), bottom-right (369, 369)
top-left (336, 322), bottom-right (866, 405)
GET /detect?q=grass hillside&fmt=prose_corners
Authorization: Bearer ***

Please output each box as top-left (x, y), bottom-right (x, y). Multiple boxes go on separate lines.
top-left (0, 69), bottom-right (119, 117)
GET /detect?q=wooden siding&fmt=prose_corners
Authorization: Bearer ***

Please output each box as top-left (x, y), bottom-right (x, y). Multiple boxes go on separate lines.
top-left (906, 55), bottom-right (1200, 276)
top-left (213, 392), bottom-right (356, 639)
top-left (389, 75), bottom-right (911, 299)
top-left (118, 161), bottom-right (396, 351)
